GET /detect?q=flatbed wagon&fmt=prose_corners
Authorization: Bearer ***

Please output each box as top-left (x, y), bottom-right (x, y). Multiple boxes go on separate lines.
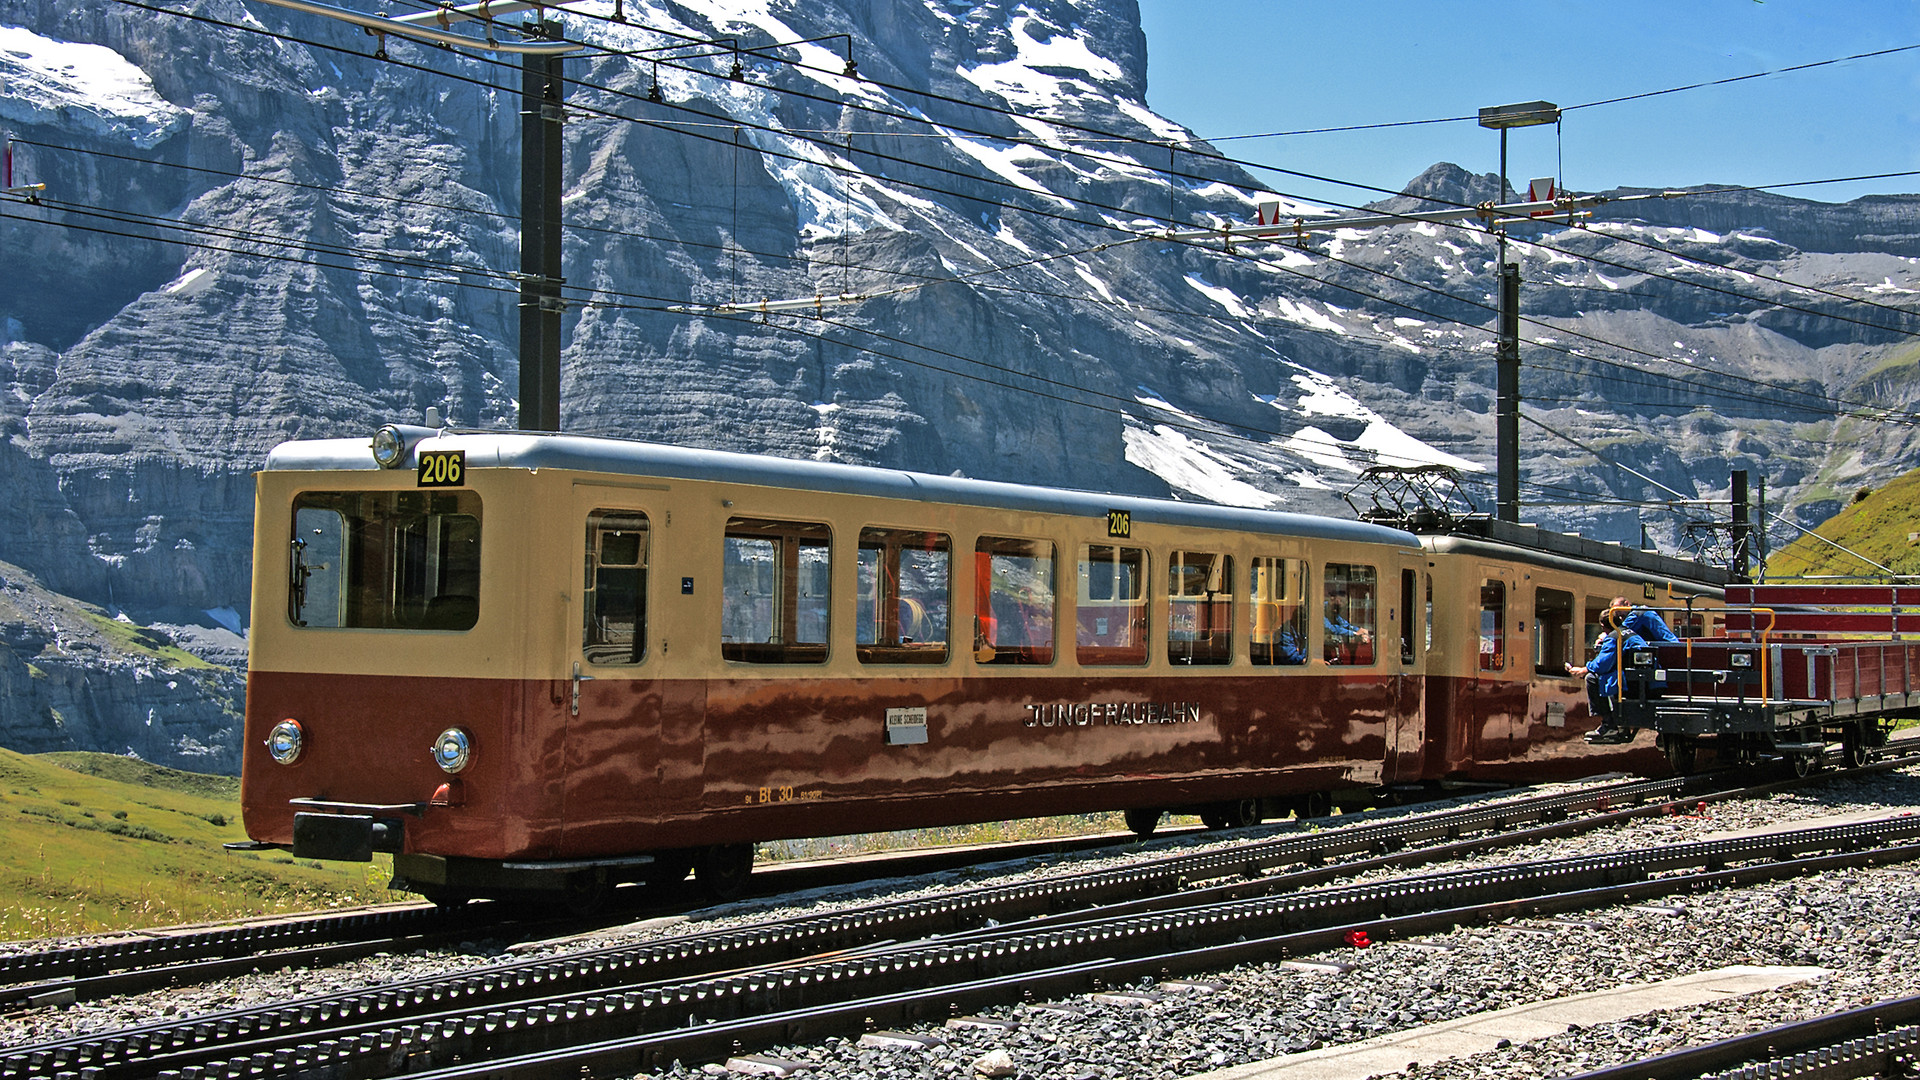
top-left (1617, 585), bottom-right (1920, 773)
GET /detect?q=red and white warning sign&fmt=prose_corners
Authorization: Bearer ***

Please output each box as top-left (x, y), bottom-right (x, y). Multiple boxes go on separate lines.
top-left (1528, 177), bottom-right (1557, 217)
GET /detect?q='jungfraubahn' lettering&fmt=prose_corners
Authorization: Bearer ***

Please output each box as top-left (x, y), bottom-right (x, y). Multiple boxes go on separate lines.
top-left (1023, 701), bottom-right (1202, 728)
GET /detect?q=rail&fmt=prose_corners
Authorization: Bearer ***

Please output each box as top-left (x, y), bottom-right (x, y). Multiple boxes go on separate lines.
top-left (43, 823), bottom-right (1919, 1080)
top-left (6, 762), bottom-right (1915, 1080)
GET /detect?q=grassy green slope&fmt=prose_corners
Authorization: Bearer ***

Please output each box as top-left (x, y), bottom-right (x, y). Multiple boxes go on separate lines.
top-left (1767, 466), bottom-right (1920, 579)
top-left (0, 751), bottom-right (403, 941)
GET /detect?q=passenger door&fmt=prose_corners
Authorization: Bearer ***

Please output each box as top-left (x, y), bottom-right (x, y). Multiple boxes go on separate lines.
top-left (1473, 566), bottom-right (1522, 761)
top-left (1384, 562), bottom-right (1426, 783)
top-left (561, 486), bottom-right (704, 841)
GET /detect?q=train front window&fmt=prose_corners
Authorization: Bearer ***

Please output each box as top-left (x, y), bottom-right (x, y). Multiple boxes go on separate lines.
top-left (584, 511), bottom-right (649, 665)
top-left (1168, 551), bottom-right (1233, 665)
top-left (1249, 556), bottom-right (1306, 666)
top-left (1077, 545), bottom-right (1147, 665)
top-left (974, 536), bottom-right (1055, 665)
top-left (288, 490), bottom-right (481, 631)
top-left (1323, 564), bottom-right (1377, 665)
top-left (722, 518), bottom-right (831, 664)
top-left (1535, 587), bottom-right (1574, 676)
top-left (857, 528), bottom-right (951, 664)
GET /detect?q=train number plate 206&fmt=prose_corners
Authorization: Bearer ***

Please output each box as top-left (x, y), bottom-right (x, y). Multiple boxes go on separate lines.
top-left (417, 450), bottom-right (466, 487)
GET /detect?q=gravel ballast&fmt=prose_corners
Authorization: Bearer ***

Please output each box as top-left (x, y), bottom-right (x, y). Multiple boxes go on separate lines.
top-left (2, 766), bottom-right (1916, 1080)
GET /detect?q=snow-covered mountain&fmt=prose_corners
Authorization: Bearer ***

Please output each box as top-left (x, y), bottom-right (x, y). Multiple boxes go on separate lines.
top-left (2, 0), bottom-right (1918, 768)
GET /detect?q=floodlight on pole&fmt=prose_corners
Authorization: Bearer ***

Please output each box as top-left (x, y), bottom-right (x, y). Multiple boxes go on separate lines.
top-left (1477, 100), bottom-right (1558, 525)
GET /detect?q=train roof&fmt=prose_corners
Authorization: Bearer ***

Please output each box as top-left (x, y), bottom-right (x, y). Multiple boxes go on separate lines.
top-left (265, 427), bottom-right (1425, 549)
top-left (1419, 518), bottom-right (1731, 592)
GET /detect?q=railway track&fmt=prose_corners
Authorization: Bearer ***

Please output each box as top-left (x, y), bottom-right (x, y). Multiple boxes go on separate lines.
top-left (1565, 996), bottom-right (1920, 1080)
top-left (5, 757), bottom-right (1913, 1080)
top-left (0, 764), bottom-right (1754, 1010)
top-left (0, 822), bottom-right (1188, 1010)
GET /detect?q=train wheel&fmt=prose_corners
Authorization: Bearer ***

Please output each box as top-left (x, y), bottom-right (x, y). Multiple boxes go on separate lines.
top-left (695, 844), bottom-right (754, 902)
top-left (1842, 730), bottom-right (1871, 769)
top-left (1199, 799), bottom-right (1258, 831)
top-left (1663, 735), bottom-right (1697, 776)
top-left (1225, 798), bottom-right (1260, 828)
top-left (561, 872), bottom-right (615, 917)
top-left (414, 886), bottom-right (470, 908)
top-left (1791, 751), bottom-right (1818, 778)
top-left (1298, 791), bottom-right (1333, 820)
top-left (645, 849), bottom-right (697, 887)
top-left (1123, 808), bottom-right (1162, 838)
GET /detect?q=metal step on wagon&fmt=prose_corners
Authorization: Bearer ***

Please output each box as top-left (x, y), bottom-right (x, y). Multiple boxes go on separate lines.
top-left (1616, 585), bottom-right (1920, 774)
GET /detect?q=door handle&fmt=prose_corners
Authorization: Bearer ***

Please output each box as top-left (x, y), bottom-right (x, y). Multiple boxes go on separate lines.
top-left (571, 661), bottom-right (595, 716)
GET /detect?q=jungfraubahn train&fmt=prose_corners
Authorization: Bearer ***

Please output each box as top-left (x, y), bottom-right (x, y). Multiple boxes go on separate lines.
top-left (235, 424), bottom-right (1733, 907)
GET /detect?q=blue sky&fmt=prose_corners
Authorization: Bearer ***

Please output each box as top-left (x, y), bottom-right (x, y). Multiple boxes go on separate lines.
top-left (1135, 1), bottom-right (1920, 210)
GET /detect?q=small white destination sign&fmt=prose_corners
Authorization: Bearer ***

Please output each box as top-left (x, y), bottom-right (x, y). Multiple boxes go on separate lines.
top-left (885, 706), bottom-right (928, 745)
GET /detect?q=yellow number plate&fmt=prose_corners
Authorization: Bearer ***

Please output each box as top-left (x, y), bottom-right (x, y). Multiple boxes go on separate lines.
top-left (417, 450), bottom-right (465, 488)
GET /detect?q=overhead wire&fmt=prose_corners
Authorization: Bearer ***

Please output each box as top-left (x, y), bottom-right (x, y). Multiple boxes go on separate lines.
top-left (76, 1), bottom-right (1920, 447)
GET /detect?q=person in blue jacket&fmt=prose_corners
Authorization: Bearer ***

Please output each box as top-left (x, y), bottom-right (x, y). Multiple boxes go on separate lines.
top-left (1323, 600), bottom-right (1369, 662)
top-left (1276, 618), bottom-right (1307, 665)
top-left (1612, 595), bottom-right (1680, 643)
top-left (1568, 607), bottom-right (1649, 744)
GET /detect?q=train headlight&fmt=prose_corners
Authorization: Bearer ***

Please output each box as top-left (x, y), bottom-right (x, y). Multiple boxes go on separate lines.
top-left (266, 719), bottom-right (305, 765)
top-left (432, 727), bottom-right (473, 774)
top-left (371, 425), bottom-right (408, 469)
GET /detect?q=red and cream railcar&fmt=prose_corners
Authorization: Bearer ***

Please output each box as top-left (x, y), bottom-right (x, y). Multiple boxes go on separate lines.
top-left (237, 426), bottom-right (1726, 902)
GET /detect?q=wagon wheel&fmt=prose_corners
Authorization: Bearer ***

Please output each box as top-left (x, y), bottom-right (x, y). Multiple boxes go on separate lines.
top-left (695, 843), bottom-right (755, 902)
top-left (1842, 730), bottom-right (1872, 769)
top-left (1200, 798), bottom-right (1260, 831)
top-left (1663, 735), bottom-right (1697, 776)
top-left (1123, 808), bottom-right (1163, 838)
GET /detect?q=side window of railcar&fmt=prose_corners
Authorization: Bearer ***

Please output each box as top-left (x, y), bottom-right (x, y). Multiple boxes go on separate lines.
top-left (1400, 569), bottom-right (1418, 665)
top-left (973, 537), bottom-right (1055, 665)
top-left (857, 528), bottom-right (951, 664)
top-left (721, 518), bottom-right (831, 664)
top-left (1078, 545), bottom-right (1148, 665)
top-left (1534, 588), bottom-right (1574, 676)
top-left (1479, 581), bottom-right (1507, 671)
top-left (1582, 597), bottom-right (1608, 659)
top-left (1425, 574), bottom-right (1434, 654)
top-left (584, 511), bottom-right (648, 665)
top-left (1248, 557), bottom-right (1307, 666)
top-left (1168, 551), bottom-right (1233, 665)
top-left (289, 491), bottom-right (481, 631)
top-left (1323, 564), bottom-right (1378, 665)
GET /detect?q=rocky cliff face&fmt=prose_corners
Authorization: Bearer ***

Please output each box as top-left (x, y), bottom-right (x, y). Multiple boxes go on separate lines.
top-left (2, 0), bottom-right (1918, 768)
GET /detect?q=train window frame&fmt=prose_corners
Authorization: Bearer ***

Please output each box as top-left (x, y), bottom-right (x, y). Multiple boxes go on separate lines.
top-left (1480, 580), bottom-right (1508, 671)
top-left (1248, 556), bottom-right (1308, 667)
top-left (1323, 563), bottom-right (1378, 666)
top-left (973, 536), bottom-right (1056, 666)
top-left (1534, 587), bottom-right (1575, 677)
top-left (1168, 551), bottom-right (1234, 666)
top-left (1583, 596), bottom-right (1609, 661)
top-left (856, 527), bottom-right (952, 665)
top-left (583, 510), bottom-right (650, 666)
top-left (1399, 568), bottom-right (1418, 665)
top-left (721, 517), bottom-right (832, 665)
top-left (288, 490), bottom-right (481, 632)
top-left (1077, 543), bottom-right (1148, 666)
